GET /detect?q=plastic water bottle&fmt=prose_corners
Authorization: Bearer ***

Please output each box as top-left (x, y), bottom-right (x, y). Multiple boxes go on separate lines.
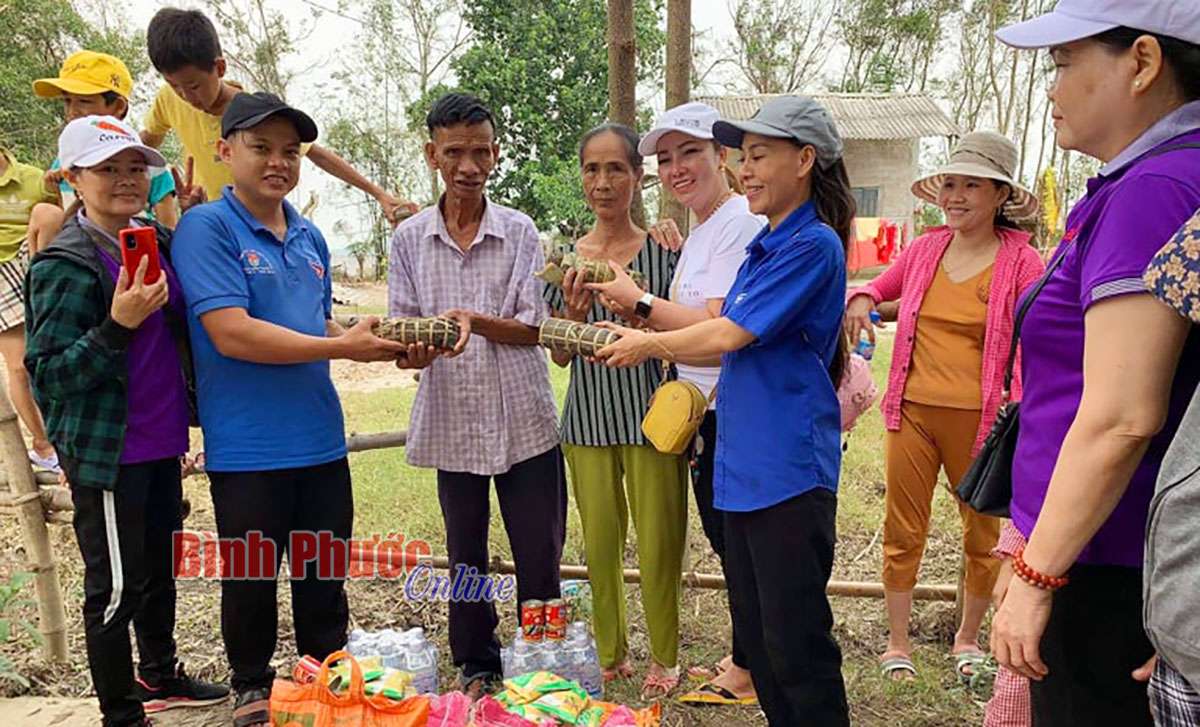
top-left (404, 629), bottom-right (438, 695)
top-left (538, 638), bottom-right (564, 675)
top-left (573, 625), bottom-right (603, 699)
top-left (347, 628), bottom-right (367, 653)
top-left (509, 630), bottom-right (541, 678)
top-left (855, 310), bottom-right (882, 361)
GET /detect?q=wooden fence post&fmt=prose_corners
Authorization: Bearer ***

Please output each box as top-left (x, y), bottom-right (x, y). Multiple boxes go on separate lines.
top-left (0, 384), bottom-right (68, 660)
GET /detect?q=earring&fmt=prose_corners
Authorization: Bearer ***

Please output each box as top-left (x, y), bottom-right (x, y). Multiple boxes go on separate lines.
top-left (1135, 80), bottom-right (1143, 88)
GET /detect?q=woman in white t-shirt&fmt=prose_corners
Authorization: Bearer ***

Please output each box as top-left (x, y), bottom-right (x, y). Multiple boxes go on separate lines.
top-left (587, 102), bottom-right (764, 705)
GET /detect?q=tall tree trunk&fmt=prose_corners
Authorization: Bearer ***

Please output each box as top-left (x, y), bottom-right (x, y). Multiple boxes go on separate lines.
top-left (663, 0), bottom-right (692, 235)
top-left (606, 0), bottom-right (645, 225)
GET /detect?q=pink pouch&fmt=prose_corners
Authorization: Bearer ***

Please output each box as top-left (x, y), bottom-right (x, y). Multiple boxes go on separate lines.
top-left (838, 353), bottom-right (879, 432)
top-left (428, 691), bottom-right (472, 727)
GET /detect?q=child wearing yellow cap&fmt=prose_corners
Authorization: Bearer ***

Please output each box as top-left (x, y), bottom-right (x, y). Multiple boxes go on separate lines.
top-left (31, 50), bottom-right (180, 242)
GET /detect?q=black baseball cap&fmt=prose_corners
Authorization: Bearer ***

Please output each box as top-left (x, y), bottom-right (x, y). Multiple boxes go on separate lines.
top-left (221, 92), bottom-right (318, 142)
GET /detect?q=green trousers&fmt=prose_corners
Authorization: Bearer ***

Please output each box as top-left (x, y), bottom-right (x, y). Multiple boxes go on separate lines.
top-left (563, 443), bottom-right (688, 668)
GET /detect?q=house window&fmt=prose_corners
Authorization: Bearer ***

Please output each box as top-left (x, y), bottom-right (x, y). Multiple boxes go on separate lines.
top-left (853, 187), bottom-right (880, 217)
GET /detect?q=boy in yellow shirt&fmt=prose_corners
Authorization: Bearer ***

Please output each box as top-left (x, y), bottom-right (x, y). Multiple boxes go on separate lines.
top-left (142, 8), bottom-right (415, 222)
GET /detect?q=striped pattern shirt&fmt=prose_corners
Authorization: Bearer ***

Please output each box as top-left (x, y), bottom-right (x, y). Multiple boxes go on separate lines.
top-left (544, 237), bottom-right (677, 447)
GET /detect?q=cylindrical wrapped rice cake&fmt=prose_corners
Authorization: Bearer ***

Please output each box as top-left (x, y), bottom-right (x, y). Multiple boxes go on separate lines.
top-left (537, 318), bottom-right (621, 357)
top-left (334, 315), bottom-right (461, 350)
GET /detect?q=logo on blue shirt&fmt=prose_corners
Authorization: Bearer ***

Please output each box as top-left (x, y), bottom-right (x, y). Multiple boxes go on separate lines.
top-left (241, 249), bottom-right (276, 275)
top-left (734, 293), bottom-right (747, 305)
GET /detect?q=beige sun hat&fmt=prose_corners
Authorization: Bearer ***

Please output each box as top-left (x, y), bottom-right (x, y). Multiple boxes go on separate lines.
top-left (911, 131), bottom-right (1038, 220)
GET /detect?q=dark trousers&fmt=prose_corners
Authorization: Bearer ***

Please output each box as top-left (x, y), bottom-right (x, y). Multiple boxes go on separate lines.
top-left (436, 445), bottom-right (567, 677)
top-left (71, 457), bottom-right (182, 727)
top-left (692, 411), bottom-right (746, 669)
top-left (1031, 564), bottom-right (1153, 727)
top-left (724, 489), bottom-right (849, 727)
top-left (209, 457), bottom-right (353, 693)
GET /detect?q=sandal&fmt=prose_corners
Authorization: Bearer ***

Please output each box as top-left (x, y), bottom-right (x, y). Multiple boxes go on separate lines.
top-left (676, 682), bottom-right (757, 706)
top-left (232, 686), bottom-right (271, 727)
top-left (879, 653), bottom-right (917, 682)
top-left (603, 660), bottom-right (634, 683)
top-left (953, 650), bottom-right (989, 683)
top-left (459, 671), bottom-right (502, 700)
top-left (641, 666), bottom-right (680, 701)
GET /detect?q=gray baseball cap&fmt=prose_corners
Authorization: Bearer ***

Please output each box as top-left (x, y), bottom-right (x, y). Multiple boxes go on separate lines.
top-left (712, 95), bottom-right (845, 169)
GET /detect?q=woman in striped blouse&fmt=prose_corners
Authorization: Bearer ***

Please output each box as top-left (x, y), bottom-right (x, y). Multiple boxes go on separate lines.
top-left (543, 123), bottom-right (687, 699)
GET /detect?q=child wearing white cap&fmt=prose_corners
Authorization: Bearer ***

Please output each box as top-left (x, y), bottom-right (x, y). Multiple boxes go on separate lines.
top-left (24, 115), bottom-right (228, 727)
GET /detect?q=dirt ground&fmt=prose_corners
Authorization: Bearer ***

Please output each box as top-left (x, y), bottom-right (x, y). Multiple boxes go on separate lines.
top-left (0, 696), bottom-right (229, 726)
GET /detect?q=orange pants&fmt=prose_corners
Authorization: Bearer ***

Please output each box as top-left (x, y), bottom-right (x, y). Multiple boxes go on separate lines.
top-left (882, 401), bottom-right (1001, 597)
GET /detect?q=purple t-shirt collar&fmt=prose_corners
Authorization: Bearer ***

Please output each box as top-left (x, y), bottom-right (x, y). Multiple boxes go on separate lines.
top-left (1102, 100), bottom-right (1200, 178)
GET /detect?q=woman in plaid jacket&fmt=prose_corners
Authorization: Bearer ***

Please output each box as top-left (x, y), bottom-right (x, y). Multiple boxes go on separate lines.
top-left (23, 115), bottom-right (225, 727)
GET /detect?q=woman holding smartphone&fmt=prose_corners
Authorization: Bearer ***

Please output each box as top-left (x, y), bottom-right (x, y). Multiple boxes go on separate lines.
top-left (24, 115), bottom-right (226, 727)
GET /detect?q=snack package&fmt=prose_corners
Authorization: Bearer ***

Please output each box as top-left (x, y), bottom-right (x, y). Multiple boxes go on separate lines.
top-left (501, 671), bottom-right (573, 704)
top-left (528, 686), bottom-right (589, 724)
top-left (364, 667), bottom-right (416, 700)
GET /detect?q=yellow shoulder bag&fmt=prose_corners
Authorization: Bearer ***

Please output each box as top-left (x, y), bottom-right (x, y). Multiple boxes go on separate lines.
top-left (641, 361), bottom-right (715, 454)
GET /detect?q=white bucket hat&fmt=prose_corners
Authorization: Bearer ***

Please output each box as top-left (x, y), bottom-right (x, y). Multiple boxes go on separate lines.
top-left (911, 132), bottom-right (1039, 220)
top-left (57, 115), bottom-right (166, 171)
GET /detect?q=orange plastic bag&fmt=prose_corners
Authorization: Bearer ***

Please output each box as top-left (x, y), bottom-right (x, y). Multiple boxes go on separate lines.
top-left (271, 650), bottom-right (431, 727)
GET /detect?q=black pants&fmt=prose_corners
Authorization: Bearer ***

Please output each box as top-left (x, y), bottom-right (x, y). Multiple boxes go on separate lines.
top-left (724, 489), bottom-right (849, 727)
top-left (436, 445), bottom-right (567, 677)
top-left (1031, 564), bottom-right (1153, 727)
top-left (208, 457), bottom-right (353, 693)
top-left (692, 411), bottom-right (746, 669)
top-left (71, 457), bottom-right (182, 727)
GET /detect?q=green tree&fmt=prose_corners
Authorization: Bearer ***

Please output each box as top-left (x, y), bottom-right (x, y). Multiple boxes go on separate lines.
top-left (446, 0), bottom-right (665, 234)
top-left (0, 0), bottom-right (148, 166)
top-left (204, 0), bottom-right (318, 99)
top-left (727, 0), bottom-right (835, 94)
top-left (835, 0), bottom-right (959, 93)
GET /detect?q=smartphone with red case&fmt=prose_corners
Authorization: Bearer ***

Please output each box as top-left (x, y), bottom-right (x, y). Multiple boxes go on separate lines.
top-left (118, 226), bottom-right (161, 285)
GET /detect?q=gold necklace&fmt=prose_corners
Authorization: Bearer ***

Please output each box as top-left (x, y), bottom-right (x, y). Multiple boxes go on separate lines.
top-left (697, 190), bottom-right (734, 225)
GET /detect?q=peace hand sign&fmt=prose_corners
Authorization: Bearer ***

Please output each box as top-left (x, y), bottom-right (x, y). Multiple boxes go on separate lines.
top-left (171, 156), bottom-right (208, 213)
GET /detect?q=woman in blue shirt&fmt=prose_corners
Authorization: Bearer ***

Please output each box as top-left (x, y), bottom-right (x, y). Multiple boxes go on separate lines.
top-left (597, 95), bottom-right (853, 727)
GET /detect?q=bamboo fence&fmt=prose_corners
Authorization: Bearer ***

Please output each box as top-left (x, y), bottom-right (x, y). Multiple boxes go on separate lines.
top-left (1, 415), bottom-right (963, 663)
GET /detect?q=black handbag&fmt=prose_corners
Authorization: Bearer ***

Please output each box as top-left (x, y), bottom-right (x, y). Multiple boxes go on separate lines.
top-left (956, 246), bottom-right (1070, 517)
top-left (956, 141), bottom-right (1200, 516)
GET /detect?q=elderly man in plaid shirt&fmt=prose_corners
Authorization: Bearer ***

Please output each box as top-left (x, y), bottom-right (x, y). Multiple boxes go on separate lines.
top-left (389, 93), bottom-right (566, 698)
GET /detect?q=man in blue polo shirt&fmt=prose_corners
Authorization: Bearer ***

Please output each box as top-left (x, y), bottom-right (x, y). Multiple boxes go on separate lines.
top-left (171, 92), bottom-right (409, 727)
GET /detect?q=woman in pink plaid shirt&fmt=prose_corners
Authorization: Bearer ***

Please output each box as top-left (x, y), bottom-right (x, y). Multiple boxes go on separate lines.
top-left (845, 132), bottom-right (1044, 684)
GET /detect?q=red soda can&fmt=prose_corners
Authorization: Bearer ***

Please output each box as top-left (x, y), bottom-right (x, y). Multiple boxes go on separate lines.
top-left (521, 599), bottom-right (545, 643)
top-left (293, 655), bottom-right (321, 684)
top-left (544, 599), bottom-right (567, 641)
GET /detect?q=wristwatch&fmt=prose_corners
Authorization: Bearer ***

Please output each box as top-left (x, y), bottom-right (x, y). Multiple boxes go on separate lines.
top-left (634, 292), bottom-right (655, 319)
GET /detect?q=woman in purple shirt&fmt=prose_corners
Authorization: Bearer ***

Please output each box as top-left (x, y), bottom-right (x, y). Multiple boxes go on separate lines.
top-left (990, 3), bottom-right (1200, 725)
top-left (24, 116), bottom-right (226, 727)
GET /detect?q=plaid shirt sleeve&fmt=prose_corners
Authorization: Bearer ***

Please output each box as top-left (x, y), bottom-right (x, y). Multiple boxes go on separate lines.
top-left (25, 258), bottom-right (130, 400)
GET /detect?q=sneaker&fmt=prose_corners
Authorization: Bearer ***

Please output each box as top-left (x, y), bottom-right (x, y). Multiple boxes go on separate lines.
top-left (28, 449), bottom-right (61, 473)
top-left (133, 663), bottom-right (230, 712)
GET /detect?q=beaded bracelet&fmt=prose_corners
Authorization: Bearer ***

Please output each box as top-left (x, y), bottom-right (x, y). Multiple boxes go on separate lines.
top-left (1013, 549), bottom-right (1069, 591)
